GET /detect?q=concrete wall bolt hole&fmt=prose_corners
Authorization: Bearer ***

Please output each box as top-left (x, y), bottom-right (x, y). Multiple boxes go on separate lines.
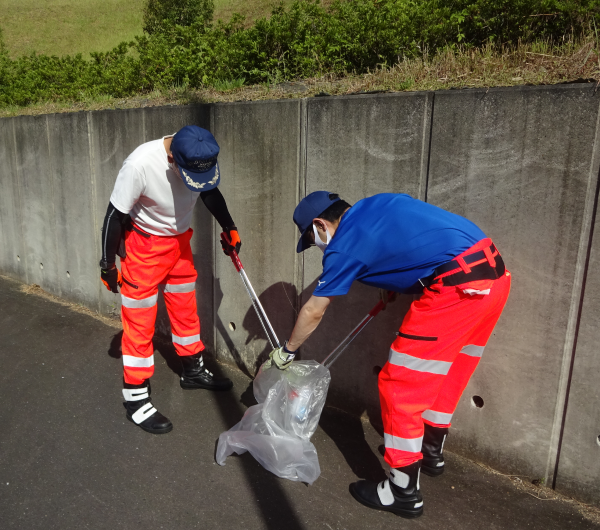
top-left (228, 322), bottom-right (236, 332)
top-left (16, 255), bottom-right (20, 262)
top-left (39, 263), bottom-right (43, 270)
top-left (472, 396), bottom-right (484, 408)
top-left (66, 271), bottom-right (70, 278)
top-left (597, 435), bottom-right (600, 447)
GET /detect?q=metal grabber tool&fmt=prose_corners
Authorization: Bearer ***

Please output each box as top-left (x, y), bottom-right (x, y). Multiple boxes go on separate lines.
top-left (220, 232), bottom-right (281, 350)
top-left (321, 292), bottom-right (392, 369)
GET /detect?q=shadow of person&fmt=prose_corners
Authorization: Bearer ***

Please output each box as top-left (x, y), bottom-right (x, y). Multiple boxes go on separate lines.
top-left (107, 330), bottom-right (123, 359)
top-left (239, 281), bottom-right (299, 375)
top-left (319, 407), bottom-right (387, 482)
top-left (153, 336), bottom-right (181, 376)
top-left (214, 276), bottom-right (253, 378)
top-left (239, 380), bottom-right (258, 408)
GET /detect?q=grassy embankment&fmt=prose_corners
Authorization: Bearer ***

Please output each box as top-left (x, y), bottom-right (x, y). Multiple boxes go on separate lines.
top-left (0, 0), bottom-right (290, 58)
top-left (0, 0), bottom-right (598, 118)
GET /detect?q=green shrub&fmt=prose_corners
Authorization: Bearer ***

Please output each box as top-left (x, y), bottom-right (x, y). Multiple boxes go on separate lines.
top-left (143, 0), bottom-right (214, 35)
top-left (1, 0), bottom-right (599, 107)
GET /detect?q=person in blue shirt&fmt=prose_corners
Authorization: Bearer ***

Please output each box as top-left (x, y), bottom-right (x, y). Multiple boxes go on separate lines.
top-left (268, 191), bottom-right (511, 518)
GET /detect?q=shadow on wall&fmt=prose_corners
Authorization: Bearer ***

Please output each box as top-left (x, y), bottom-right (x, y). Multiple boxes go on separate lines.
top-left (241, 281), bottom-right (299, 374)
top-left (214, 275), bottom-right (253, 379)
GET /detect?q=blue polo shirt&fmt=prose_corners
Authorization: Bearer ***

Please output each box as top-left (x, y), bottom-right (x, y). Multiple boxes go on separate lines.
top-left (313, 194), bottom-right (486, 296)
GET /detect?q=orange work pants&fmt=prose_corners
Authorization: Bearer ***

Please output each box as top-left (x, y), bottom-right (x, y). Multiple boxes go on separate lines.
top-left (120, 227), bottom-right (204, 385)
top-left (379, 240), bottom-right (511, 468)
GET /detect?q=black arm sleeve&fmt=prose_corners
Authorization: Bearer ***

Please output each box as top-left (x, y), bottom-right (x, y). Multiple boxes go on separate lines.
top-left (200, 188), bottom-right (235, 229)
top-left (100, 202), bottom-right (128, 266)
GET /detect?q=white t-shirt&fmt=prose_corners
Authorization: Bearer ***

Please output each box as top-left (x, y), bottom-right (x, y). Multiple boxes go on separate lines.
top-left (110, 136), bottom-right (201, 236)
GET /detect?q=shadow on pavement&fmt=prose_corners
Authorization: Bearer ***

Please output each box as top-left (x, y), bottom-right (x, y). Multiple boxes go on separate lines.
top-left (107, 330), bottom-right (123, 359)
top-left (318, 407), bottom-right (387, 483)
top-left (150, 302), bottom-right (306, 530)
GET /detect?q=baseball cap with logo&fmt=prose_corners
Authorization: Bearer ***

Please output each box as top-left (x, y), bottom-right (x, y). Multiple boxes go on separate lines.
top-left (293, 191), bottom-right (341, 253)
top-left (171, 125), bottom-right (221, 192)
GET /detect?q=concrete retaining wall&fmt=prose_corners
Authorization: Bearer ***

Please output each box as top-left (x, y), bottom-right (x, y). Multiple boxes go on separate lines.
top-left (1, 84), bottom-right (599, 505)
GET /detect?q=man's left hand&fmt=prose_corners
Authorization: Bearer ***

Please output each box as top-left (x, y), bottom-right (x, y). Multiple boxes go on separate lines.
top-left (221, 227), bottom-right (241, 256)
top-left (101, 265), bottom-right (122, 293)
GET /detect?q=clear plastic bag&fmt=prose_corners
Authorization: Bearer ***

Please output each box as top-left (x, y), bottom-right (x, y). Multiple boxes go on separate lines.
top-left (216, 360), bottom-right (331, 485)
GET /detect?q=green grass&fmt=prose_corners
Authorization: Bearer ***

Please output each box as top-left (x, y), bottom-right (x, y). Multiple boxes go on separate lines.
top-left (0, 0), bottom-right (287, 59)
top-left (213, 0), bottom-right (294, 26)
top-left (0, 0), bottom-right (146, 58)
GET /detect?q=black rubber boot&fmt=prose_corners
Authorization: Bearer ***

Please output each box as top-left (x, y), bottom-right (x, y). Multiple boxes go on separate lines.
top-left (349, 461), bottom-right (423, 518)
top-left (123, 381), bottom-right (173, 434)
top-left (421, 423), bottom-right (448, 477)
top-left (179, 353), bottom-right (233, 391)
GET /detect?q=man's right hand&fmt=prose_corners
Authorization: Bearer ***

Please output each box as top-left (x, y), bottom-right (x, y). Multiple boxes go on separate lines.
top-left (101, 265), bottom-right (122, 293)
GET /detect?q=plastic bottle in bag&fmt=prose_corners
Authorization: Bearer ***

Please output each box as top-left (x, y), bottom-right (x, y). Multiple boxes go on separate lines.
top-left (290, 389), bottom-right (310, 423)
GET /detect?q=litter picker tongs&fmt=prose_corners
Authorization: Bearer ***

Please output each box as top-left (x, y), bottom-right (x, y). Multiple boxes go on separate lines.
top-left (221, 232), bottom-right (281, 350)
top-left (321, 294), bottom-right (390, 368)
top-left (222, 230), bottom-right (389, 369)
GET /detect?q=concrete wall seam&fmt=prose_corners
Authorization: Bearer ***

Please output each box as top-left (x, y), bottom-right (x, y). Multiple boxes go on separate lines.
top-left (12, 118), bottom-right (28, 284)
top-left (294, 98), bottom-right (309, 317)
top-left (210, 103), bottom-right (218, 356)
top-left (549, 97), bottom-right (600, 488)
top-left (553, 161), bottom-right (600, 488)
top-left (420, 92), bottom-right (435, 203)
top-left (545, 96), bottom-right (600, 485)
top-left (47, 116), bottom-right (61, 299)
top-left (86, 112), bottom-right (101, 312)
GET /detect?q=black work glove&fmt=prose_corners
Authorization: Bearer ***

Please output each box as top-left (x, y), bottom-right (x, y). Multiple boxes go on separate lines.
top-left (101, 266), bottom-right (122, 294)
top-left (221, 226), bottom-right (241, 256)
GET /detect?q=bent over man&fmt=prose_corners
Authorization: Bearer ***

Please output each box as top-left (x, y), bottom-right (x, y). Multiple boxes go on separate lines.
top-left (269, 191), bottom-right (510, 518)
top-left (99, 125), bottom-right (240, 435)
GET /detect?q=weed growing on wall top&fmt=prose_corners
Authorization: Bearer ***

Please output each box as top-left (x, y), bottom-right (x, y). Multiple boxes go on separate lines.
top-left (0, 0), bottom-right (599, 108)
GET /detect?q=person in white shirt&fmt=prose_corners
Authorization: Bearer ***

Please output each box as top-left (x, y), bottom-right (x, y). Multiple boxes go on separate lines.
top-left (99, 125), bottom-right (241, 434)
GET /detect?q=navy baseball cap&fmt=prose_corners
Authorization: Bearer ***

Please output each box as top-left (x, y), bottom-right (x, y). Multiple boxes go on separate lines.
top-left (171, 125), bottom-right (221, 192)
top-left (293, 191), bottom-right (341, 253)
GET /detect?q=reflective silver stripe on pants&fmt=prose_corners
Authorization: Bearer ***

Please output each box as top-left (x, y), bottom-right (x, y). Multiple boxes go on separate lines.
top-left (460, 344), bottom-right (485, 358)
top-left (172, 333), bottom-right (201, 346)
top-left (122, 354), bottom-right (155, 368)
top-left (422, 409), bottom-right (453, 425)
top-left (388, 349), bottom-right (452, 375)
top-left (161, 282), bottom-right (196, 293)
top-left (384, 433), bottom-right (423, 453)
top-left (121, 293), bottom-right (158, 309)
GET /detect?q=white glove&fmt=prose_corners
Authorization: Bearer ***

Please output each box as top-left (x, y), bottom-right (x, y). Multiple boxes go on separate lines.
top-left (268, 344), bottom-right (296, 370)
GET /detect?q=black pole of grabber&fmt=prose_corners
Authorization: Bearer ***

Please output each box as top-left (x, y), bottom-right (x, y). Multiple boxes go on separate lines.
top-left (221, 232), bottom-right (281, 350)
top-left (322, 294), bottom-right (390, 369)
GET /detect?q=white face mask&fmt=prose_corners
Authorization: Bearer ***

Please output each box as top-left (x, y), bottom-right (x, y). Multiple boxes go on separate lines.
top-left (313, 223), bottom-right (331, 253)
